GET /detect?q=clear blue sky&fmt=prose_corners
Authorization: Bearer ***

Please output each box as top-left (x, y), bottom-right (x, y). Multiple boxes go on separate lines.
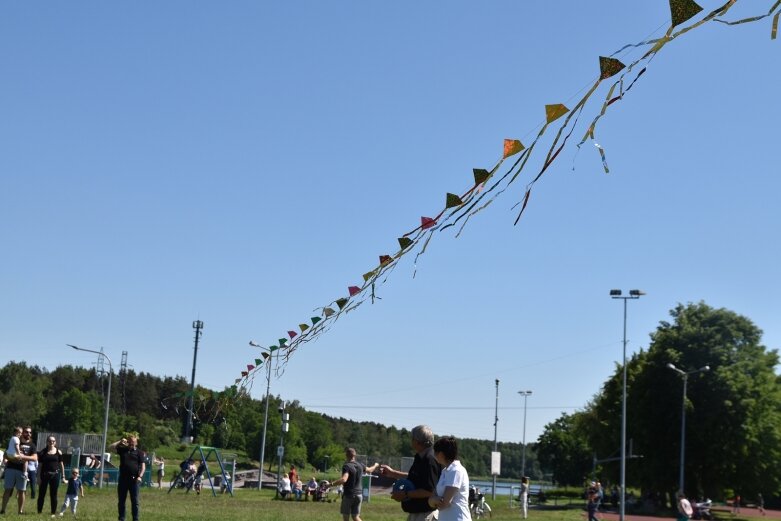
top-left (2, 1), bottom-right (779, 446)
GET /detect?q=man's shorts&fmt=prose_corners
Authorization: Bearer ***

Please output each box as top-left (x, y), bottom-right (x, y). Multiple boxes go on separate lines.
top-left (340, 494), bottom-right (362, 516)
top-left (407, 511), bottom-right (438, 521)
top-left (3, 468), bottom-right (28, 491)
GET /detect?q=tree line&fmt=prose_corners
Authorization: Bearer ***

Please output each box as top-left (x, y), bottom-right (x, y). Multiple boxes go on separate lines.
top-left (0, 360), bottom-right (538, 479)
top-left (4, 300), bottom-right (775, 505)
top-left (536, 302), bottom-right (781, 507)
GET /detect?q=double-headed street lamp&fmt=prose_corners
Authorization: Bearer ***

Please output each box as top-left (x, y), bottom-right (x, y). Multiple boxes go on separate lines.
top-left (518, 390), bottom-right (533, 478)
top-left (667, 363), bottom-right (710, 494)
top-left (67, 344), bottom-right (112, 489)
top-left (249, 340), bottom-right (275, 490)
top-left (610, 289), bottom-right (644, 521)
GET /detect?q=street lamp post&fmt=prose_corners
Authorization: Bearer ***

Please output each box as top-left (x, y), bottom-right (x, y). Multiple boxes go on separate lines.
top-left (518, 390), bottom-right (533, 477)
top-left (68, 344), bottom-right (112, 489)
top-left (275, 401), bottom-right (289, 499)
top-left (667, 363), bottom-right (710, 494)
top-left (609, 289), bottom-right (645, 521)
top-left (492, 378), bottom-right (499, 500)
top-left (249, 341), bottom-right (274, 490)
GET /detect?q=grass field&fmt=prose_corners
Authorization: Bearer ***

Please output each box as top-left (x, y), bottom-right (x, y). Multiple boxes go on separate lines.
top-left (20, 486), bottom-right (588, 521)
top-left (18, 486), bottom-right (772, 521)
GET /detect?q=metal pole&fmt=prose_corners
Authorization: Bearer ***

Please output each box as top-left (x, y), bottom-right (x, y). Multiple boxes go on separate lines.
top-left (620, 298), bottom-right (627, 521)
top-left (667, 363), bottom-right (707, 495)
top-left (259, 354), bottom-right (271, 489)
top-left (520, 391), bottom-right (532, 477)
top-left (68, 345), bottom-right (112, 489)
top-left (492, 378), bottom-right (499, 500)
top-left (611, 290), bottom-right (644, 521)
top-left (679, 374), bottom-right (687, 493)
top-left (275, 402), bottom-right (288, 499)
top-left (185, 320), bottom-right (203, 442)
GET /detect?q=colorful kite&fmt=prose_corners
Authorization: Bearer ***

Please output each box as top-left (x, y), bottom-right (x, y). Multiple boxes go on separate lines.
top-left (230, 0), bottom-right (779, 400)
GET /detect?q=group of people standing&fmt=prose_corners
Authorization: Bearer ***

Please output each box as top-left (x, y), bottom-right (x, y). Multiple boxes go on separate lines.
top-left (329, 424), bottom-right (472, 521)
top-left (2, 428), bottom-right (83, 517)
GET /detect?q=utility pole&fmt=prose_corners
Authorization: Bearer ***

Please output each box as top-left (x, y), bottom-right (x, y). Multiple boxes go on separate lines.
top-left (184, 320), bottom-right (204, 443)
top-left (119, 350), bottom-right (128, 414)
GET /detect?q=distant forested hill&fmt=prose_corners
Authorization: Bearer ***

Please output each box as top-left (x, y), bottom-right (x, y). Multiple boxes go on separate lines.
top-left (0, 361), bottom-right (538, 479)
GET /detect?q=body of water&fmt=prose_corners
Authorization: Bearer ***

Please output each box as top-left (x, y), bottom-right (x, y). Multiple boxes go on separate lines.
top-left (470, 480), bottom-right (548, 496)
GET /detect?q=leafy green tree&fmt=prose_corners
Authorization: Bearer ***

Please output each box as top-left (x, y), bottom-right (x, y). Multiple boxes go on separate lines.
top-left (583, 302), bottom-right (781, 505)
top-left (536, 412), bottom-right (592, 486)
top-left (629, 302), bottom-right (781, 502)
top-left (0, 362), bottom-right (51, 435)
top-left (313, 443), bottom-right (347, 473)
top-left (47, 388), bottom-right (101, 432)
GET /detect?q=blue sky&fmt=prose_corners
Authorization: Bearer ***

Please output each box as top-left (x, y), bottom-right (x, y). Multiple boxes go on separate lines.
top-left (2, 1), bottom-right (779, 446)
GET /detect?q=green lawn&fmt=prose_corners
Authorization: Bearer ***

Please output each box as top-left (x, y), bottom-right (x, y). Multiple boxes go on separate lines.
top-left (31, 486), bottom-right (593, 521)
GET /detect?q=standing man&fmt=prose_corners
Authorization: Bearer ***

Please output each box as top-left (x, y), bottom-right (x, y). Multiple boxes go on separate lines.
top-left (0, 427), bottom-right (38, 514)
top-left (109, 435), bottom-right (145, 521)
top-left (26, 428), bottom-right (38, 500)
top-left (329, 448), bottom-right (379, 521)
top-left (1, 426), bottom-right (37, 515)
top-left (380, 425), bottom-right (443, 521)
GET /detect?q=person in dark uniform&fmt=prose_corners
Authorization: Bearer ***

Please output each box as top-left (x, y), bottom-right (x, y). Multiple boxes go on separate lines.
top-left (380, 425), bottom-right (442, 521)
top-left (109, 435), bottom-right (146, 521)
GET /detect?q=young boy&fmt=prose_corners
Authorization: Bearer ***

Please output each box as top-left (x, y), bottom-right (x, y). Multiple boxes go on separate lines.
top-left (59, 469), bottom-right (84, 517)
top-left (6, 427), bottom-right (28, 480)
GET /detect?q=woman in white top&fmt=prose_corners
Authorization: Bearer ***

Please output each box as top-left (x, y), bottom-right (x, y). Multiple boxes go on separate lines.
top-left (428, 436), bottom-right (471, 521)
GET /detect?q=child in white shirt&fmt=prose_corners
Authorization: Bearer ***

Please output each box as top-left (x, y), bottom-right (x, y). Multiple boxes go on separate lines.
top-left (6, 426), bottom-right (28, 479)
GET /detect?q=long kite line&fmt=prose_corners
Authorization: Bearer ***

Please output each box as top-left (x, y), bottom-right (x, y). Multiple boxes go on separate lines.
top-left (202, 0), bottom-right (778, 411)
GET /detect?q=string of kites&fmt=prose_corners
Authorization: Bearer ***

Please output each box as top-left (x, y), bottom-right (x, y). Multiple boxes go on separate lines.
top-left (217, 0), bottom-right (779, 405)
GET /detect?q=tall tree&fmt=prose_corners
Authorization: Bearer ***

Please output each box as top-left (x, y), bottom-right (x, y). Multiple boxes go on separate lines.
top-left (536, 412), bottom-right (592, 486)
top-left (588, 302), bottom-right (781, 503)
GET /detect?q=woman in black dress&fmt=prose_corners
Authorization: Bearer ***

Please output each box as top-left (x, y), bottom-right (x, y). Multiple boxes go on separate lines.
top-left (37, 436), bottom-right (65, 516)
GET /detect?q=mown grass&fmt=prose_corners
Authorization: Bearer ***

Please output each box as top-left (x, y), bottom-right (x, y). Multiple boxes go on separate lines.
top-left (29, 486), bottom-right (594, 521)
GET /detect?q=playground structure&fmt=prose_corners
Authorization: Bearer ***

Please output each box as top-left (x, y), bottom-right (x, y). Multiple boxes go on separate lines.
top-left (168, 445), bottom-right (234, 497)
top-left (36, 431), bottom-right (154, 486)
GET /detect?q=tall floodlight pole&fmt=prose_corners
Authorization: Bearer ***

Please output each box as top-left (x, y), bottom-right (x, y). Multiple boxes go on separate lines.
top-left (184, 320), bottom-right (204, 442)
top-left (518, 390), bottom-right (533, 477)
top-left (667, 363), bottom-right (710, 494)
top-left (249, 340), bottom-right (274, 490)
top-left (609, 289), bottom-right (644, 521)
top-left (492, 378), bottom-right (499, 500)
top-left (68, 344), bottom-right (112, 489)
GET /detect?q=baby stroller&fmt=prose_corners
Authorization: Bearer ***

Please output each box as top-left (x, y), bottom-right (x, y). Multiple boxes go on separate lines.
top-left (469, 486), bottom-right (492, 519)
top-left (168, 459), bottom-right (197, 493)
top-left (693, 499), bottom-right (713, 520)
top-left (314, 480), bottom-right (331, 502)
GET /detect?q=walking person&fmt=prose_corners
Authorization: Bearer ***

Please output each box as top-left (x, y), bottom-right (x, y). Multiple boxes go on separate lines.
top-left (58, 469), bottom-right (84, 517)
top-left (733, 494), bottom-right (741, 515)
top-left (1, 426), bottom-right (37, 515)
top-left (26, 433), bottom-right (38, 501)
top-left (520, 476), bottom-right (530, 519)
top-left (758, 493), bottom-right (765, 516)
top-left (329, 447), bottom-right (379, 521)
top-left (427, 436), bottom-right (471, 521)
top-left (109, 436), bottom-right (145, 521)
top-left (380, 425), bottom-right (442, 521)
top-left (37, 436), bottom-right (65, 516)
